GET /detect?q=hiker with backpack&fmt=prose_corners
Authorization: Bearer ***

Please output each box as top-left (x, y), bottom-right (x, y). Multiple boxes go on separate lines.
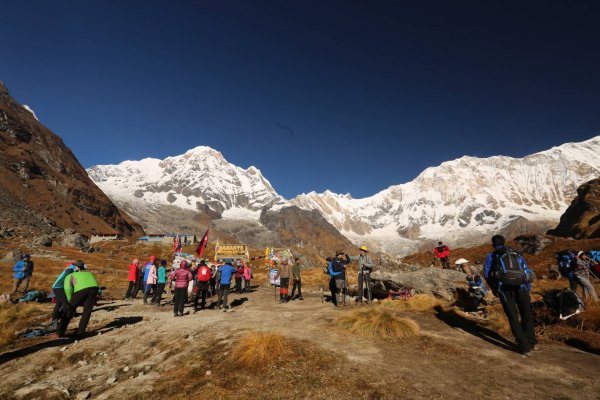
top-left (349, 246), bottom-right (373, 303)
top-left (50, 261), bottom-right (76, 330)
top-left (12, 253), bottom-right (34, 293)
top-left (170, 260), bottom-right (193, 317)
top-left (483, 235), bottom-right (538, 356)
top-left (329, 251), bottom-right (351, 306)
top-left (56, 260), bottom-right (100, 339)
top-left (152, 259), bottom-right (167, 306)
top-left (432, 242), bottom-right (451, 269)
top-left (573, 252), bottom-right (599, 303)
top-left (124, 258), bottom-right (139, 299)
top-left (194, 260), bottom-right (212, 311)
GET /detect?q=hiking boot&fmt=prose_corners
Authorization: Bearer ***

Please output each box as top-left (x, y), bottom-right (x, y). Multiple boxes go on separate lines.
top-left (279, 299), bottom-right (283, 304)
top-left (520, 351), bottom-right (533, 358)
top-left (298, 297), bottom-right (304, 301)
top-left (533, 345), bottom-right (541, 352)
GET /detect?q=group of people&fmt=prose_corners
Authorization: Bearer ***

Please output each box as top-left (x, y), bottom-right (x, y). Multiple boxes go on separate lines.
top-left (124, 256), bottom-right (254, 316)
top-left (326, 245), bottom-right (374, 306)
top-left (273, 257), bottom-right (304, 303)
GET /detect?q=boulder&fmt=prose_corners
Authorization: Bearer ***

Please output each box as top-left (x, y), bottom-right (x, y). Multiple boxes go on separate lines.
top-left (32, 234), bottom-right (53, 247)
top-left (514, 234), bottom-right (554, 255)
top-left (57, 231), bottom-right (88, 248)
top-left (370, 266), bottom-right (467, 301)
top-left (1, 249), bottom-right (21, 263)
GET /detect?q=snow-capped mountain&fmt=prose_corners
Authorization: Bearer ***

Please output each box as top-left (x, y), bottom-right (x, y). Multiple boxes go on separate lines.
top-left (87, 146), bottom-right (287, 221)
top-left (87, 136), bottom-right (600, 255)
top-left (291, 136), bottom-right (600, 254)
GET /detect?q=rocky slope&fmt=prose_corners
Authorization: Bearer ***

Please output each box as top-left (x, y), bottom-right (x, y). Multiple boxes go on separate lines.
top-left (292, 137), bottom-right (600, 254)
top-left (0, 81), bottom-right (144, 240)
top-left (548, 178), bottom-right (600, 239)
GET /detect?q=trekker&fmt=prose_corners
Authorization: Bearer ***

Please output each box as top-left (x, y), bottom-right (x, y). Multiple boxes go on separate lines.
top-left (290, 258), bottom-right (303, 300)
top-left (144, 259), bottom-right (158, 304)
top-left (454, 258), bottom-right (473, 275)
top-left (50, 262), bottom-right (76, 329)
top-left (57, 260), bottom-right (99, 339)
top-left (350, 246), bottom-right (373, 303)
top-left (432, 242), bottom-right (451, 269)
top-left (143, 256), bottom-right (155, 295)
top-left (152, 260), bottom-right (167, 306)
top-left (573, 252), bottom-right (599, 303)
top-left (483, 235), bottom-right (538, 356)
top-left (209, 264), bottom-right (217, 296)
top-left (194, 260), bottom-right (211, 310)
top-left (276, 260), bottom-right (292, 303)
top-left (132, 261), bottom-right (144, 299)
top-left (217, 260), bottom-right (236, 311)
top-left (329, 251), bottom-right (350, 306)
top-left (243, 263), bottom-right (252, 293)
top-left (12, 253), bottom-right (34, 293)
top-left (235, 262), bottom-right (244, 293)
top-left (170, 260), bottom-right (192, 317)
top-left (124, 258), bottom-right (139, 299)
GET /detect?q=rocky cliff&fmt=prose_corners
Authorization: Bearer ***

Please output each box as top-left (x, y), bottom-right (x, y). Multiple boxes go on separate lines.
top-left (548, 178), bottom-right (600, 239)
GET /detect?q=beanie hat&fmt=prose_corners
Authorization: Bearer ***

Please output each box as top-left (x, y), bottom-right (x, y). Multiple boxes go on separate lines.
top-left (75, 260), bottom-right (85, 269)
top-left (23, 253), bottom-right (31, 259)
top-left (180, 260), bottom-right (188, 269)
top-left (491, 235), bottom-right (505, 248)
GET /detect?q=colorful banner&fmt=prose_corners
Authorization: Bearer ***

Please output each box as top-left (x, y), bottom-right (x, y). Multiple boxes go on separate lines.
top-left (215, 244), bottom-right (249, 259)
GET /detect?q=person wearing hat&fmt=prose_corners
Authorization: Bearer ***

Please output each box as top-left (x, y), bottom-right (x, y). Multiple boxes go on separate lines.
top-left (57, 260), bottom-right (100, 339)
top-left (349, 246), bottom-right (374, 303)
top-left (12, 253), bottom-right (34, 293)
top-left (573, 251), bottom-right (599, 303)
top-left (124, 258), bottom-right (139, 299)
top-left (170, 260), bottom-right (193, 316)
top-left (454, 258), bottom-right (473, 275)
top-left (275, 259), bottom-right (292, 303)
top-left (290, 258), bottom-right (303, 300)
top-left (329, 251), bottom-right (351, 306)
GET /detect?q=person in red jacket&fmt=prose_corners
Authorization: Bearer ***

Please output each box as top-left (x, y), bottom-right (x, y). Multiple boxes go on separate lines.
top-left (432, 242), bottom-right (451, 269)
top-left (194, 260), bottom-right (212, 311)
top-left (170, 260), bottom-right (192, 317)
top-left (124, 258), bottom-right (139, 299)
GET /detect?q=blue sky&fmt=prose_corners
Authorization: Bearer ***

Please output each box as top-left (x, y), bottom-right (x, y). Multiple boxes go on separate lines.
top-left (2, 1), bottom-right (599, 198)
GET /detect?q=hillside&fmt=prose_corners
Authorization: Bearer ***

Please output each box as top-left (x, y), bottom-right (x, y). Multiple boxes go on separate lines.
top-left (0, 82), bottom-right (144, 240)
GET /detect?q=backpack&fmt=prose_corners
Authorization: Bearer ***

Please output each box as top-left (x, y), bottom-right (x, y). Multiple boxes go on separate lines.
top-left (332, 259), bottom-right (344, 273)
top-left (543, 289), bottom-right (585, 320)
top-left (493, 248), bottom-right (529, 287)
top-left (555, 250), bottom-right (576, 278)
top-left (197, 266), bottom-right (211, 282)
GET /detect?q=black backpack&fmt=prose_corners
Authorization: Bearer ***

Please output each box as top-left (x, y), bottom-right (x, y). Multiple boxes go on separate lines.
top-left (543, 289), bottom-right (585, 320)
top-left (493, 248), bottom-right (529, 287)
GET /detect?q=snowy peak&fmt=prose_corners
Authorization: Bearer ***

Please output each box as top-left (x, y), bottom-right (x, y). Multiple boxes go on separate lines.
top-left (292, 135), bottom-right (600, 255)
top-left (87, 146), bottom-right (286, 216)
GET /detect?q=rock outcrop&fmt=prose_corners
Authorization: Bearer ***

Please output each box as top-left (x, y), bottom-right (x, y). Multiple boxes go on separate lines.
top-left (548, 178), bottom-right (600, 239)
top-left (370, 266), bottom-right (467, 300)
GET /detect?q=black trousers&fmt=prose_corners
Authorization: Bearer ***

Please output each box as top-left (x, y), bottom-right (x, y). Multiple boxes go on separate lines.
top-left (218, 284), bottom-right (231, 308)
top-left (132, 277), bottom-right (143, 299)
top-left (173, 287), bottom-right (187, 315)
top-left (291, 278), bottom-right (302, 298)
top-left (124, 281), bottom-right (135, 299)
top-left (194, 281), bottom-right (209, 309)
top-left (358, 271), bottom-right (372, 302)
top-left (58, 287), bottom-right (99, 337)
top-left (52, 288), bottom-right (67, 321)
top-left (143, 284), bottom-right (156, 303)
top-left (329, 277), bottom-right (338, 305)
top-left (152, 283), bottom-right (165, 304)
top-left (499, 288), bottom-right (537, 353)
top-left (235, 277), bottom-right (243, 293)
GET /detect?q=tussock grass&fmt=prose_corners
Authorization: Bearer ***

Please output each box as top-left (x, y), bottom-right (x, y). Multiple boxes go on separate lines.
top-left (0, 303), bottom-right (48, 350)
top-left (336, 308), bottom-right (420, 339)
top-left (229, 331), bottom-right (294, 369)
top-left (381, 294), bottom-right (444, 312)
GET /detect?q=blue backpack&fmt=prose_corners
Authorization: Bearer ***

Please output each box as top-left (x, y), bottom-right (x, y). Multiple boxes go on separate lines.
top-left (555, 250), bottom-right (576, 278)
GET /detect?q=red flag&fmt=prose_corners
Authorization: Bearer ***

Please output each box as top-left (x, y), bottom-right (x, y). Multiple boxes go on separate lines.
top-left (196, 229), bottom-right (209, 257)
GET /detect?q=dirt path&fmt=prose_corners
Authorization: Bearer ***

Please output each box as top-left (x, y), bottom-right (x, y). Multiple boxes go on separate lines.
top-left (1, 286), bottom-right (599, 399)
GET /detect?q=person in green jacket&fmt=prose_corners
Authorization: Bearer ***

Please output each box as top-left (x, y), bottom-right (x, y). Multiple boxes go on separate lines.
top-left (291, 257), bottom-right (304, 300)
top-left (152, 259), bottom-right (167, 306)
top-left (57, 260), bottom-right (99, 339)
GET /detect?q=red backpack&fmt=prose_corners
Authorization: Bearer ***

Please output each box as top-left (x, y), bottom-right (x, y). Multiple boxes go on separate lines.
top-left (197, 265), bottom-right (211, 282)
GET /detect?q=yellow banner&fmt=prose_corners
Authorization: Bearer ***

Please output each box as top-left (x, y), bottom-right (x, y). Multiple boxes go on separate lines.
top-left (216, 244), bottom-right (248, 258)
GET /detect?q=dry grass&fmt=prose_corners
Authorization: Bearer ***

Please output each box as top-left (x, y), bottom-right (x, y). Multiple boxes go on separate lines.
top-left (229, 331), bottom-right (295, 370)
top-left (380, 294), bottom-right (444, 313)
top-left (0, 303), bottom-right (49, 350)
top-left (336, 308), bottom-right (420, 339)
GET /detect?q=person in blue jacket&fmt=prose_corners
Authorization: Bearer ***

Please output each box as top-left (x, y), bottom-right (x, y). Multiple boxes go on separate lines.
top-left (329, 251), bottom-right (350, 306)
top-left (12, 253), bottom-right (34, 293)
top-left (483, 235), bottom-right (538, 356)
top-left (50, 262), bottom-right (76, 328)
top-left (216, 260), bottom-right (237, 311)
